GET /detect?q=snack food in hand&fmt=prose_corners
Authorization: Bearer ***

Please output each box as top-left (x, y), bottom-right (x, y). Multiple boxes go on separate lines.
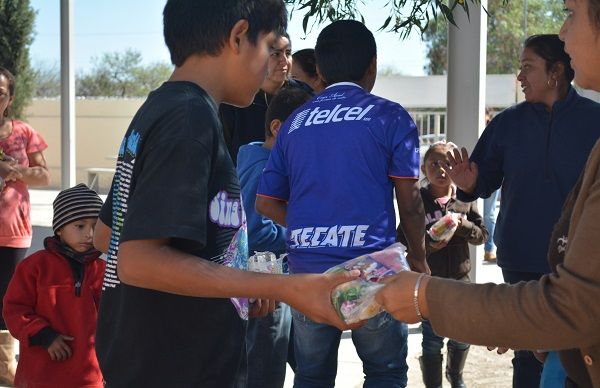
top-left (248, 251), bottom-right (284, 274)
top-left (327, 243), bottom-right (409, 323)
top-left (427, 212), bottom-right (460, 242)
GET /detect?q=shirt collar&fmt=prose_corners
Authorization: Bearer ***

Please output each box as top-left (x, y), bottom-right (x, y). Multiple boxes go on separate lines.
top-left (325, 82), bottom-right (363, 90)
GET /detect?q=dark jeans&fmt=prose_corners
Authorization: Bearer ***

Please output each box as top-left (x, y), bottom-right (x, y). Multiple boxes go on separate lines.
top-left (502, 269), bottom-right (545, 388)
top-left (291, 309), bottom-right (408, 388)
top-left (236, 303), bottom-right (293, 388)
top-left (421, 320), bottom-right (470, 356)
top-left (0, 247), bottom-right (27, 329)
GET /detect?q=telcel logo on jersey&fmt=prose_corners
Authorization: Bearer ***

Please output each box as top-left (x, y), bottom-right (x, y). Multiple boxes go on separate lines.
top-left (289, 104), bottom-right (375, 133)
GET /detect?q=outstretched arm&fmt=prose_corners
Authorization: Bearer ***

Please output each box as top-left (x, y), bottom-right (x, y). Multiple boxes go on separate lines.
top-left (117, 238), bottom-right (359, 330)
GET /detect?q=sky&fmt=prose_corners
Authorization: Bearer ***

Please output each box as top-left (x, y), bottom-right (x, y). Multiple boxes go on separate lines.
top-left (28, 0), bottom-right (429, 76)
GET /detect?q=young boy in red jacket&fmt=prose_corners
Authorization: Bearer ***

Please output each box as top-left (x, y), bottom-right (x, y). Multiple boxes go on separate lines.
top-left (3, 184), bottom-right (105, 388)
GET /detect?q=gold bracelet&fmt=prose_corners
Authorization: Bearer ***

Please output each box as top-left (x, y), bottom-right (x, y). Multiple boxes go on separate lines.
top-left (413, 273), bottom-right (426, 322)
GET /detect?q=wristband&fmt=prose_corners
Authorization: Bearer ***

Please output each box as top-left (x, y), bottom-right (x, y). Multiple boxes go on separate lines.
top-left (413, 273), bottom-right (426, 322)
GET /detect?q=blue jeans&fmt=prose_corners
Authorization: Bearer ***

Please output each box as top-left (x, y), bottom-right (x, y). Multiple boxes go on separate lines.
top-left (236, 303), bottom-right (293, 388)
top-left (421, 320), bottom-right (469, 356)
top-left (502, 269), bottom-right (545, 388)
top-left (483, 189), bottom-right (500, 252)
top-left (540, 351), bottom-right (567, 388)
top-left (291, 309), bottom-right (408, 388)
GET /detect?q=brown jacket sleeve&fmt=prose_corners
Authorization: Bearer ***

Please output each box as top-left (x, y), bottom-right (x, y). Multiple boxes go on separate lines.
top-left (425, 140), bottom-right (600, 387)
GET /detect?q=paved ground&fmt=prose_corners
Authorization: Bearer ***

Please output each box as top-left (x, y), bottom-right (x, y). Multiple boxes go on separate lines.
top-left (282, 259), bottom-right (514, 387)
top-left (25, 189), bottom-right (513, 388)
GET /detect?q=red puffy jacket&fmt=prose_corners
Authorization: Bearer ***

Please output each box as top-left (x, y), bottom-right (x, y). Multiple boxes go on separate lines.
top-left (3, 246), bottom-right (105, 388)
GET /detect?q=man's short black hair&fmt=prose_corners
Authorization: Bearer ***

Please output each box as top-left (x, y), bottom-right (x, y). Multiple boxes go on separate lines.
top-left (163, 0), bottom-right (288, 67)
top-left (265, 87), bottom-right (312, 138)
top-left (315, 20), bottom-right (376, 85)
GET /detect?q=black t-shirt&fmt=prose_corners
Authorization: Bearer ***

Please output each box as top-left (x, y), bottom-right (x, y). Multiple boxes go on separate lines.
top-left (96, 81), bottom-right (245, 387)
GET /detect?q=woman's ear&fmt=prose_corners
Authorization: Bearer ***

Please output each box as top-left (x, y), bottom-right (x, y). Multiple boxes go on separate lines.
top-left (421, 163), bottom-right (427, 175)
top-left (227, 19), bottom-right (250, 54)
top-left (551, 62), bottom-right (565, 80)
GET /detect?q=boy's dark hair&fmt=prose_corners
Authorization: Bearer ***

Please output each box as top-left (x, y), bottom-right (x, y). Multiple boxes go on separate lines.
top-left (315, 20), bottom-right (376, 86)
top-left (524, 34), bottom-right (575, 83)
top-left (265, 87), bottom-right (312, 138)
top-left (292, 48), bottom-right (317, 78)
top-left (163, 0), bottom-right (288, 67)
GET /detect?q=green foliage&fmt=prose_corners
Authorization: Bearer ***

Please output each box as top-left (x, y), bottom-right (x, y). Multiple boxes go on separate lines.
top-left (76, 49), bottom-right (172, 97)
top-left (286, 0), bottom-right (488, 39)
top-left (32, 62), bottom-right (60, 97)
top-left (0, 0), bottom-right (36, 118)
top-left (422, 0), bottom-right (565, 74)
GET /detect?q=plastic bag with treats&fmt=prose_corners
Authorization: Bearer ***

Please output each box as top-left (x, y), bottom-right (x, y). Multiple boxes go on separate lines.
top-left (427, 212), bottom-right (460, 242)
top-left (248, 251), bottom-right (284, 275)
top-left (326, 243), bottom-right (410, 324)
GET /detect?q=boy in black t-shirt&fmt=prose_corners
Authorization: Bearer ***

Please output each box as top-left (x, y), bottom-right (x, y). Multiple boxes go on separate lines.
top-left (92, 1), bottom-right (359, 387)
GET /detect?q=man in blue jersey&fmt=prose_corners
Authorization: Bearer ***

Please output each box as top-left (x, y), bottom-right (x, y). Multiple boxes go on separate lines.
top-left (256, 20), bottom-right (429, 388)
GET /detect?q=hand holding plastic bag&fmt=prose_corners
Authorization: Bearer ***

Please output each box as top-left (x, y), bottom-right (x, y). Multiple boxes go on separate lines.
top-left (427, 212), bottom-right (460, 242)
top-left (326, 243), bottom-right (410, 324)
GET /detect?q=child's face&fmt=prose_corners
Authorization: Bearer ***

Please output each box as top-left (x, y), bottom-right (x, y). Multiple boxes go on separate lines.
top-left (422, 146), bottom-right (453, 189)
top-left (56, 218), bottom-right (97, 253)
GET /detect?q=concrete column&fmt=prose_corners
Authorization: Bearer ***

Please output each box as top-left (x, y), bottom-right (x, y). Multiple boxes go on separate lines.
top-left (60, 0), bottom-right (75, 189)
top-left (447, 0), bottom-right (488, 282)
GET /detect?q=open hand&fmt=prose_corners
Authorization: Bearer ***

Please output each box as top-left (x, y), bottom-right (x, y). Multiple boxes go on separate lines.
top-left (48, 334), bottom-right (74, 361)
top-left (446, 147), bottom-right (478, 194)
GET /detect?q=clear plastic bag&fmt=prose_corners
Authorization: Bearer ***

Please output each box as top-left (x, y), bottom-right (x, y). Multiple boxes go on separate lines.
top-left (248, 251), bottom-right (285, 274)
top-left (427, 212), bottom-right (460, 242)
top-left (326, 243), bottom-right (410, 324)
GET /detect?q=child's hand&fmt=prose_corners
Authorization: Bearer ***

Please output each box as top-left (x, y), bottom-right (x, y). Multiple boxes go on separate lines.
top-left (248, 298), bottom-right (276, 318)
top-left (429, 240), bottom-right (448, 250)
top-left (47, 334), bottom-right (74, 361)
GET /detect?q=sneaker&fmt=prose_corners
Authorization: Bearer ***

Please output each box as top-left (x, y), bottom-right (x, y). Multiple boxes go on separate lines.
top-left (484, 251), bottom-right (497, 262)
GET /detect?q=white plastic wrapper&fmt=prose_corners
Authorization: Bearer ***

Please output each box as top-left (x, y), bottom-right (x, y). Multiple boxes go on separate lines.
top-left (248, 251), bottom-right (284, 274)
top-left (427, 212), bottom-right (460, 242)
top-left (326, 243), bottom-right (410, 324)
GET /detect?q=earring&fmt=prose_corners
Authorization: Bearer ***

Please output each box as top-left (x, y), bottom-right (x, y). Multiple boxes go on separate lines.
top-left (547, 78), bottom-right (558, 89)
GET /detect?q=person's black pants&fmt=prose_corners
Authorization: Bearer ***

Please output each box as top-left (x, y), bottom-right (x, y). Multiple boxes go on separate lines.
top-left (0, 247), bottom-right (28, 330)
top-left (502, 269), bottom-right (545, 388)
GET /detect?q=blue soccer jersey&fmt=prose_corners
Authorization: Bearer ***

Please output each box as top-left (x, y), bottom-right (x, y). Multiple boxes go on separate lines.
top-left (257, 82), bottom-right (419, 274)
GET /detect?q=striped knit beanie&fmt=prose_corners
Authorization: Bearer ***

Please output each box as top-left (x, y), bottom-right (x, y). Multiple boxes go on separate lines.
top-left (52, 183), bottom-right (104, 234)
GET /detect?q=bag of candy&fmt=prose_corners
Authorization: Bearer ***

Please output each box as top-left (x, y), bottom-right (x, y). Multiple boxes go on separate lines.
top-left (427, 212), bottom-right (460, 242)
top-left (248, 251), bottom-right (285, 274)
top-left (326, 243), bottom-right (410, 324)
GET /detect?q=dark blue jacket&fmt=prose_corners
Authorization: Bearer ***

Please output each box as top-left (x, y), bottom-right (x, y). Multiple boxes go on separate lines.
top-left (236, 142), bottom-right (287, 257)
top-left (458, 87), bottom-right (600, 273)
